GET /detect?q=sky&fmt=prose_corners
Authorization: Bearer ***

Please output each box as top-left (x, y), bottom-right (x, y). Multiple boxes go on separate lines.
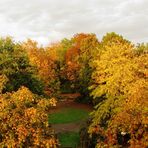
top-left (0, 0), bottom-right (147, 45)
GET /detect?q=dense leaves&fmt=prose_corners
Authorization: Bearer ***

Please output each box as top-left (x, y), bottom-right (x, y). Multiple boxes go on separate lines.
top-left (88, 33), bottom-right (148, 147)
top-left (0, 37), bottom-right (44, 95)
top-left (77, 34), bottom-right (99, 102)
top-left (22, 39), bottom-right (60, 97)
top-left (0, 33), bottom-right (147, 147)
top-left (0, 86), bottom-right (58, 147)
top-left (0, 75), bottom-right (8, 93)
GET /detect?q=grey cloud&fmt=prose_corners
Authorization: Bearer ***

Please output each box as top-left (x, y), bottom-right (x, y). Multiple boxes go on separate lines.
top-left (0, 0), bottom-right (147, 45)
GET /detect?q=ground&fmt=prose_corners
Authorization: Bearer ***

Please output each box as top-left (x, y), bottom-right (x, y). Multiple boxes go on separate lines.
top-left (48, 93), bottom-right (92, 147)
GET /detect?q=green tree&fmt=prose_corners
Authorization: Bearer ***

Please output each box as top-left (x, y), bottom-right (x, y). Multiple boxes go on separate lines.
top-left (78, 34), bottom-right (99, 102)
top-left (0, 37), bottom-right (44, 94)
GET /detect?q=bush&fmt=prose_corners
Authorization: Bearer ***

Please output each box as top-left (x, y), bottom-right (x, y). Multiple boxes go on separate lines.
top-left (0, 86), bottom-right (59, 147)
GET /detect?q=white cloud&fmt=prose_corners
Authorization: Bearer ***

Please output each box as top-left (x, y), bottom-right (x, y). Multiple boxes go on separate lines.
top-left (0, 0), bottom-right (147, 45)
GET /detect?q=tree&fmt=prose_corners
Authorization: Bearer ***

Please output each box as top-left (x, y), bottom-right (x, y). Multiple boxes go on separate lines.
top-left (60, 33), bottom-right (90, 92)
top-left (88, 33), bottom-right (148, 147)
top-left (0, 86), bottom-right (58, 147)
top-left (78, 34), bottom-right (99, 102)
top-left (0, 75), bottom-right (8, 93)
top-left (89, 33), bottom-right (134, 123)
top-left (22, 39), bottom-right (60, 97)
top-left (0, 37), bottom-right (43, 94)
top-left (136, 43), bottom-right (148, 54)
top-left (65, 33), bottom-right (90, 81)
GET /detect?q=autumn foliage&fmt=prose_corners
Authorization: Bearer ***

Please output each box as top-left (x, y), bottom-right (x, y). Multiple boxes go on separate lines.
top-left (0, 86), bottom-right (58, 147)
top-left (88, 33), bottom-right (148, 147)
top-left (64, 33), bottom-right (89, 82)
top-left (22, 40), bottom-right (60, 97)
top-left (0, 33), bottom-right (147, 147)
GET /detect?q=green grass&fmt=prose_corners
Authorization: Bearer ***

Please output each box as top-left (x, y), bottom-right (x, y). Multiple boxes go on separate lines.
top-left (58, 132), bottom-right (79, 147)
top-left (49, 108), bottom-right (89, 124)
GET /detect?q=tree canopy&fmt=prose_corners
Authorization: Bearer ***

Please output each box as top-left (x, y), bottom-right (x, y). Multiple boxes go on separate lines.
top-left (0, 33), bottom-right (147, 147)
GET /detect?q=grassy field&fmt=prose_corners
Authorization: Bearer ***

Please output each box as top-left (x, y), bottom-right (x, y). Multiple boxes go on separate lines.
top-left (48, 107), bottom-right (90, 147)
top-left (48, 108), bottom-right (89, 124)
top-left (58, 132), bottom-right (80, 148)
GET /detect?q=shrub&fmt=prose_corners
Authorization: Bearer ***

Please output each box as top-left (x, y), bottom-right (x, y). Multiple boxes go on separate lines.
top-left (0, 86), bottom-right (59, 147)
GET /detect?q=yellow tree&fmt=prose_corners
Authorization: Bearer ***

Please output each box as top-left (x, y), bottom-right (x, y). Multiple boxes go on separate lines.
top-left (89, 33), bottom-right (148, 147)
top-left (89, 33), bottom-right (135, 124)
top-left (105, 52), bottom-right (148, 147)
top-left (0, 86), bottom-right (59, 147)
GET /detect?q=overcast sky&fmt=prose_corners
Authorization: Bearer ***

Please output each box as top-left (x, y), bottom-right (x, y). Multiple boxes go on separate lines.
top-left (0, 0), bottom-right (147, 45)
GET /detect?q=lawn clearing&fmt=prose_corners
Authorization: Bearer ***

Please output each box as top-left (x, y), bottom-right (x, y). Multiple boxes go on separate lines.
top-left (48, 108), bottom-right (89, 124)
top-left (58, 132), bottom-right (79, 147)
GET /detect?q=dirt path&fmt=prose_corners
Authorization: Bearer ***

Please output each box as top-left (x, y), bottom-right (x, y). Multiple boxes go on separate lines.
top-left (52, 122), bottom-right (82, 133)
top-left (49, 101), bottom-right (92, 114)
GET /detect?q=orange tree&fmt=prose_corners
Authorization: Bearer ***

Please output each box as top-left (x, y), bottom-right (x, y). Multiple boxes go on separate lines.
top-left (58, 34), bottom-right (89, 93)
top-left (0, 86), bottom-right (59, 147)
top-left (65, 46), bottom-right (80, 83)
top-left (62, 33), bottom-right (96, 94)
top-left (64, 34), bottom-right (89, 83)
top-left (22, 40), bottom-right (60, 97)
top-left (88, 33), bottom-right (148, 147)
